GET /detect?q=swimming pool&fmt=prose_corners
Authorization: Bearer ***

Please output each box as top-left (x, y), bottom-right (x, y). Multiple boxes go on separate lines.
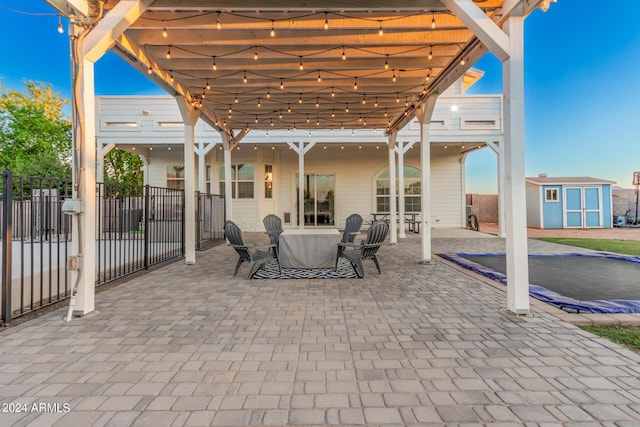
top-left (439, 252), bottom-right (640, 314)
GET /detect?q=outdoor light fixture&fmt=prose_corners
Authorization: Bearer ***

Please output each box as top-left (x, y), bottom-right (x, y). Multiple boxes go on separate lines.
top-left (384, 55), bottom-right (389, 70)
top-left (431, 12), bottom-right (436, 29)
top-left (324, 13), bottom-right (329, 30)
top-left (212, 57), bottom-right (217, 70)
top-left (428, 45), bottom-right (433, 60)
top-left (378, 21), bottom-right (383, 36)
top-left (162, 20), bottom-right (167, 38)
top-left (270, 20), bottom-right (276, 37)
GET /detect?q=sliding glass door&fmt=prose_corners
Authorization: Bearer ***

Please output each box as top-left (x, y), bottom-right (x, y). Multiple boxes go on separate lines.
top-left (296, 174), bottom-right (335, 226)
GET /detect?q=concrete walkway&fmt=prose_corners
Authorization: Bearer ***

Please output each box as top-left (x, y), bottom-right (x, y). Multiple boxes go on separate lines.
top-left (1, 231), bottom-right (640, 426)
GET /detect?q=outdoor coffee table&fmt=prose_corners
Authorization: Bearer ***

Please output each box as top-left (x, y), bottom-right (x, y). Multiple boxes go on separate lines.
top-left (278, 228), bottom-right (341, 269)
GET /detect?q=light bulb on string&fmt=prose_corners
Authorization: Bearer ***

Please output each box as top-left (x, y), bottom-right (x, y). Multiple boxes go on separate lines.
top-left (362, 94), bottom-right (366, 105)
top-left (299, 57), bottom-right (304, 71)
top-left (384, 55), bottom-right (389, 70)
top-left (378, 21), bottom-right (383, 36)
top-left (169, 71), bottom-right (174, 82)
top-left (298, 94), bottom-right (303, 104)
top-left (212, 57), bottom-right (217, 70)
top-left (331, 87), bottom-right (335, 97)
top-left (243, 71), bottom-right (247, 84)
top-left (287, 104), bottom-right (291, 113)
top-left (324, 13), bottom-right (329, 30)
top-left (316, 98), bottom-right (320, 108)
top-left (306, 114), bottom-right (310, 123)
top-left (374, 97), bottom-right (378, 107)
top-left (396, 93), bottom-right (400, 103)
top-left (431, 12), bottom-right (436, 29)
top-left (317, 72), bottom-right (322, 82)
top-left (266, 89), bottom-right (271, 99)
top-left (353, 77), bottom-right (358, 90)
top-left (270, 20), bottom-right (276, 37)
top-left (280, 79), bottom-right (284, 90)
top-left (342, 47), bottom-right (346, 61)
top-left (166, 46), bottom-right (171, 59)
top-left (206, 80), bottom-right (210, 90)
top-left (216, 12), bottom-right (222, 30)
top-left (257, 98), bottom-right (261, 107)
top-left (254, 47), bottom-right (259, 60)
top-left (234, 94), bottom-right (239, 103)
top-left (345, 103), bottom-right (349, 113)
top-left (392, 69), bottom-right (397, 83)
top-left (255, 115), bottom-right (259, 124)
top-left (161, 20), bottom-right (167, 38)
top-left (428, 45), bottom-right (433, 60)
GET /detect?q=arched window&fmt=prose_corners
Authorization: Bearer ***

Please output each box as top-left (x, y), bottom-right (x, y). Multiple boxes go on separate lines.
top-left (376, 166), bottom-right (421, 213)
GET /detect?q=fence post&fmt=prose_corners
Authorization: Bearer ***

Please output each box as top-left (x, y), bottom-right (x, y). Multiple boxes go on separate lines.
top-left (2, 171), bottom-right (13, 324)
top-left (143, 185), bottom-right (150, 270)
top-left (195, 191), bottom-right (201, 251)
top-left (181, 191), bottom-right (186, 257)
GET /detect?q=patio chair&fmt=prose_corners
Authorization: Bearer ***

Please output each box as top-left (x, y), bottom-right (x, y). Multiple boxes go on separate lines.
top-left (336, 213), bottom-right (364, 262)
top-left (224, 220), bottom-right (278, 278)
top-left (263, 214), bottom-right (283, 250)
top-left (338, 220), bottom-right (388, 278)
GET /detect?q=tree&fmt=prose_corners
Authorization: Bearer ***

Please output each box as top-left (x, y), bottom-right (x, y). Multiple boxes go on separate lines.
top-left (0, 80), bottom-right (72, 177)
top-left (103, 148), bottom-right (143, 187)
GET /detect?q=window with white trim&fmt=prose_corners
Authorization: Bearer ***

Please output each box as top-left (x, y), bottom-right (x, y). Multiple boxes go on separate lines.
top-left (219, 164), bottom-right (254, 198)
top-left (545, 187), bottom-right (559, 202)
top-left (166, 166), bottom-right (185, 190)
top-left (264, 164), bottom-right (273, 199)
top-left (376, 166), bottom-right (421, 212)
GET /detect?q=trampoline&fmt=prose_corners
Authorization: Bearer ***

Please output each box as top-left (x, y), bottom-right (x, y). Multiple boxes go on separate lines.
top-left (439, 252), bottom-right (640, 314)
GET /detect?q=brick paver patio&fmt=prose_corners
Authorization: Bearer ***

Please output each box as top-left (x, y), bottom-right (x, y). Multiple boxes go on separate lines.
top-left (1, 230), bottom-right (639, 426)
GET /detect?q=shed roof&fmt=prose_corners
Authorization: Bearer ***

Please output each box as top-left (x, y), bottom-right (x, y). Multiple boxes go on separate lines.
top-left (526, 176), bottom-right (616, 186)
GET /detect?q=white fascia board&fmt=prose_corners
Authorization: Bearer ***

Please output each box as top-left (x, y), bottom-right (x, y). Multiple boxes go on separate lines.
top-left (442, 0), bottom-right (510, 62)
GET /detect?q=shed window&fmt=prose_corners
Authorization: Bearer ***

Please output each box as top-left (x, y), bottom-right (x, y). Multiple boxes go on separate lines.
top-left (545, 188), bottom-right (559, 202)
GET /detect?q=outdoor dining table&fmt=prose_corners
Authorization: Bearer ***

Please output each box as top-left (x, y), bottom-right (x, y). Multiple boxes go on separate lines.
top-left (278, 228), bottom-right (341, 269)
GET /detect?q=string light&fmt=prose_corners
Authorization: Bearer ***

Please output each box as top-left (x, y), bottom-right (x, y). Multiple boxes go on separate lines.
top-left (166, 46), bottom-right (171, 59)
top-left (331, 87), bottom-right (335, 97)
top-left (353, 77), bottom-right (358, 90)
top-left (254, 47), bottom-right (259, 60)
top-left (306, 114), bottom-right (310, 123)
top-left (331, 110), bottom-right (335, 118)
top-left (324, 13), bottom-right (329, 30)
top-left (316, 98), bottom-right (320, 108)
top-left (147, 66), bottom-right (153, 75)
top-left (341, 123), bottom-right (344, 130)
top-left (255, 115), bottom-right (259, 123)
top-left (280, 79), bottom-right (284, 90)
top-left (428, 45), bottom-right (433, 60)
top-left (266, 89), bottom-right (271, 99)
top-left (234, 93), bottom-right (239, 103)
top-left (212, 57), bottom-right (217, 71)
top-left (392, 69), bottom-right (397, 82)
top-left (206, 80), bottom-right (210, 90)
top-left (287, 104), bottom-right (291, 112)
top-left (384, 55), bottom-right (389, 70)
top-left (270, 20), bottom-right (276, 37)
top-left (161, 20), bottom-right (167, 38)
top-left (374, 97), bottom-right (378, 107)
top-left (243, 71), bottom-right (247, 83)
top-left (257, 98), bottom-right (261, 107)
top-left (299, 56), bottom-right (304, 71)
top-left (298, 94), bottom-right (303, 104)
top-left (431, 11), bottom-right (436, 29)
top-left (201, 89), bottom-right (206, 99)
top-left (216, 12), bottom-right (222, 30)
top-left (228, 105), bottom-right (232, 114)
top-left (316, 118), bottom-right (320, 126)
top-left (293, 123), bottom-right (296, 131)
top-left (278, 111), bottom-right (283, 119)
top-left (384, 109), bottom-right (388, 117)
top-left (270, 119), bottom-right (274, 126)
top-left (460, 57), bottom-right (466, 65)
top-left (396, 93), bottom-right (400, 103)
top-left (317, 72), bottom-right (322, 82)
top-left (378, 21), bottom-right (383, 36)
top-left (345, 103), bottom-right (349, 113)
top-left (342, 47), bottom-right (346, 61)
top-left (169, 71), bottom-right (174, 82)
top-left (362, 94), bottom-right (366, 104)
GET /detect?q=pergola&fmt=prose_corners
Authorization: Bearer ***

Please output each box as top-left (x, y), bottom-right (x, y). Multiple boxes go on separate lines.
top-left (45, 0), bottom-right (556, 318)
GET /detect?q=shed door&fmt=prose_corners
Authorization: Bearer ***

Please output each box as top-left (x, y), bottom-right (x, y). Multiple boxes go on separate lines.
top-left (564, 187), bottom-right (583, 228)
top-left (564, 186), bottom-right (602, 228)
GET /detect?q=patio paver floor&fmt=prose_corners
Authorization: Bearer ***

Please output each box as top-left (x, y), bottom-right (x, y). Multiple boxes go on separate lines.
top-left (1, 230), bottom-right (640, 426)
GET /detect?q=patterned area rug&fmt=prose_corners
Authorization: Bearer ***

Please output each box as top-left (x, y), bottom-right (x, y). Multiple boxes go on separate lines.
top-left (252, 258), bottom-right (358, 279)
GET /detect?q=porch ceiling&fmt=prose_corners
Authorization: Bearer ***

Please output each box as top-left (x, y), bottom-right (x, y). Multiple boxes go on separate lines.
top-left (58, 0), bottom-right (544, 137)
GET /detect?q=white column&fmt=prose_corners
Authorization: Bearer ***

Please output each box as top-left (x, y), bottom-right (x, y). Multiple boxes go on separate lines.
top-left (503, 16), bottom-right (530, 314)
top-left (395, 141), bottom-right (416, 239)
top-left (176, 97), bottom-right (200, 265)
top-left (287, 141), bottom-right (315, 229)
top-left (416, 96), bottom-right (437, 263)
top-left (197, 141), bottom-right (205, 193)
top-left (298, 142), bottom-right (305, 229)
top-left (397, 143), bottom-right (406, 239)
top-left (387, 133), bottom-right (397, 244)
top-left (72, 56), bottom-right (97, 316)
top-left (222, 134), bottom-right (233, 222)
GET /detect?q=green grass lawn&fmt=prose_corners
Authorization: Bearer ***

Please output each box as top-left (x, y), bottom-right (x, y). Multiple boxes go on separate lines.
top-left (536, 238), bottom-right (640, 257)
top-left (581, 326), bottom-right (640, 353)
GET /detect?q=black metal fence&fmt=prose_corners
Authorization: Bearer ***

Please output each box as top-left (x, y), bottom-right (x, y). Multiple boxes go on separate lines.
top-left (2, 171), bottom-right (225, 323)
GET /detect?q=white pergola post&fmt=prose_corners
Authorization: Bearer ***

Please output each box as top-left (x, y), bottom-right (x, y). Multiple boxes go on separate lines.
top-left (395, 141), bottom-right (416, 239)
top-left (502, 15), bottom-right (530, 314)
top-left (416, 96), bottom-right (438, 263)
top-left (197, 142), bottom-right (206, 193)
top-left (486, 139), bottom-right (506, 237)
top-left (221, 134), bottom-right (233, 222)
top-left (96, 142), bottom-right (115, 183)
top-left (66, 0), bottom-right (153, 318)
top-left (176, 97), bottom-right (200, 265)
top-left (445, 0), bottom-right (530, 314)
top-left (387, 133), bottom-right (397, 245)
top-left (287, 141), bottom-right (316, 228)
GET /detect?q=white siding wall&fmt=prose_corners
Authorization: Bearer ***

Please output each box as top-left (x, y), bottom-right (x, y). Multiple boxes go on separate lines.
top-left (525, 184), bottom-right (542, 228)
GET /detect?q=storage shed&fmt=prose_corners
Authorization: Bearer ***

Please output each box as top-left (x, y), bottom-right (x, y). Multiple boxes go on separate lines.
top-left (526, 176), bottom-right (615, 229)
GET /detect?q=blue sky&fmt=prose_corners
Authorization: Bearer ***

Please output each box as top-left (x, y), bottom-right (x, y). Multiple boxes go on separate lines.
top-left (1, 1), bottom-right (640, 192)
